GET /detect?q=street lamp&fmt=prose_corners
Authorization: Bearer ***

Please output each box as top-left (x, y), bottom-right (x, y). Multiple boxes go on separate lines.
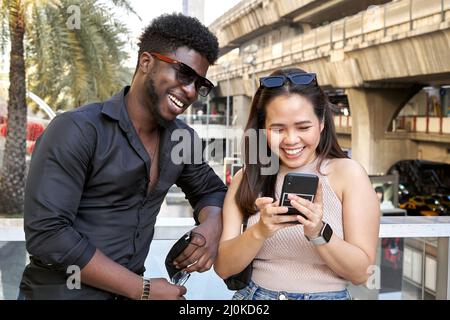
top-left (243, 44), bottom-right (258, 94)
top-left (221, 61), bottom-right (231, 158)
top-left (205, 94), bottom-right (211, 162)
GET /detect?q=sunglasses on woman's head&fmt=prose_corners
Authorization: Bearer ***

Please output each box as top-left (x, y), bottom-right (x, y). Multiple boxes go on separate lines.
top-left (149, 52), bottom-right (214, 97)
top-left (259, 73), bottom-right (317, 88)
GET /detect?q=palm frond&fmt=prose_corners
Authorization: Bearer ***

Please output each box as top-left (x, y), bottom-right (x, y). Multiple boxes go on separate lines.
top-left (21, 0), bottom-right (134, 108)
top-left (108, 0), bottom-right (141, 21)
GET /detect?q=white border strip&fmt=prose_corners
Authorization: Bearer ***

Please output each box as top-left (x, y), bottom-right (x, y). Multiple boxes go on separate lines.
top-left (1, 216), bottom-right (450, 241)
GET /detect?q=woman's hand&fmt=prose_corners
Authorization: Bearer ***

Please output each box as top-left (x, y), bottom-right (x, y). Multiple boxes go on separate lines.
top-left (254, 197), bottom-right (298, 239)
top-left (288, 180), bottom-right (324, 239)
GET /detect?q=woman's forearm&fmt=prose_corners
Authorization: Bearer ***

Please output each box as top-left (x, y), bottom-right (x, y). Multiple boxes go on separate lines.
top-left (315, 235), bottom-right (374, 285)
top-left (215, 224), bottom-right (266, 279)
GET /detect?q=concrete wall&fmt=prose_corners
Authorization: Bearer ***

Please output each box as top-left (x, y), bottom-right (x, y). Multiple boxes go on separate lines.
top-left (417, 141), bottom-right (450, 164)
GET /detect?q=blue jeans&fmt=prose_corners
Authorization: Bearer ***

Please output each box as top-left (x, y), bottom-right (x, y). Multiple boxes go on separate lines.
top-left (232, 280), bottom-right (352, 300)
top-left (17, 290), bottom-right (27, 300)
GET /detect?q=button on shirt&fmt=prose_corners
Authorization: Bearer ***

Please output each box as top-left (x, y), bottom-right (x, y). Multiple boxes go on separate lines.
top-left (20, 86), bottom-right (227, 299)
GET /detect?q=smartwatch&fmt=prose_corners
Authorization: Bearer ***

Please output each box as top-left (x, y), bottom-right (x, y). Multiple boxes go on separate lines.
top-left (306, 222), bottom-right (333, 245)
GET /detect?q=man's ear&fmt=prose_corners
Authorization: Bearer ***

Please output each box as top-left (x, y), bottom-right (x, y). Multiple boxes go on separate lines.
top-left (139, 52), bottom-right (154, 74)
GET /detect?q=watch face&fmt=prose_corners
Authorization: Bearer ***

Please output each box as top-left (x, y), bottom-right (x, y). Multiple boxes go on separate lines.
top-left (323, 223), bottom-right (333, 242)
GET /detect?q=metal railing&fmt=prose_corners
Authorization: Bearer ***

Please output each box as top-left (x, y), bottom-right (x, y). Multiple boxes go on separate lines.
top-left (177, 114), bottom-right (227, 125)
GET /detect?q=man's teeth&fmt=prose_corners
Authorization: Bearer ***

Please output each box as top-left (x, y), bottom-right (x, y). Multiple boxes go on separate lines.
top-left (168, 94), bottom-right (184, 108)
top-left (284, 147), bottom-right (304, 155)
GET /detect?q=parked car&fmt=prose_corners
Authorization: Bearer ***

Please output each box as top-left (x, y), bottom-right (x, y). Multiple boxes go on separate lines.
top-left (399, 195), bottom-right (447, 216)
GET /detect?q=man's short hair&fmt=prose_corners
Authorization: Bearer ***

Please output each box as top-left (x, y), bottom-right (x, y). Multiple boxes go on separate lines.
top-left (136, 13), bottom-right (219, 72)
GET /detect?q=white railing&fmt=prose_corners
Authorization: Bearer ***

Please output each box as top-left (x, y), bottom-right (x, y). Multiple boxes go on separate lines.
top-left (1, 216), bottom-right (450, 299)
top-left (393, 116), bottom-right (450, 134)
top-left (334, 115), bottom-right (353, 129)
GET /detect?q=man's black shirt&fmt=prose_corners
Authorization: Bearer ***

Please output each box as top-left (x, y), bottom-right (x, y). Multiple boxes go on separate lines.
top-left (20, 87), bottom-right (227, 299)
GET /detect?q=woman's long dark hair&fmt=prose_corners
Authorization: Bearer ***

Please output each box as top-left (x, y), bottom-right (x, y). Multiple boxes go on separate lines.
top-left (236, 67), bottom-right (348, 218)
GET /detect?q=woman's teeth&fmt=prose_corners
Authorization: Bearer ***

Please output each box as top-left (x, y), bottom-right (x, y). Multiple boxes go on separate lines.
top-left (284, 147), bottom-right (304, 155)
top-left (168, 94), bottom-right (184, 109)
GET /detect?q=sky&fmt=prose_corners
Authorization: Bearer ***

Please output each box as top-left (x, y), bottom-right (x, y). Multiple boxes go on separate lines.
top-left (0, 0), bottom-right (243, 73)
top-left (121, 0), bottom-right (242, 67)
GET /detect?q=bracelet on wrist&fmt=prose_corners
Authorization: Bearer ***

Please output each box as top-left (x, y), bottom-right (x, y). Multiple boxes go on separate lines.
top-left (141, 277), bottom-right (151, 300)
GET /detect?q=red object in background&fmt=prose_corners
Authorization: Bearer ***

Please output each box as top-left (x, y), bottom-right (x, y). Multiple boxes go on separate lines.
top-left (0, 120), bottom-right (45, 141)
top-left (382, 238), bottom-right (402, 270)
top-left (26, 122), bottom-right (45, 141)
top-left (226, 169), bottom-right (231, 186)
top-left (0, 123), bottom-right (6, 136)
top-left (27, 141), bottom-right (36, 155)
top-left (1, 119), bottom-right (45, 155)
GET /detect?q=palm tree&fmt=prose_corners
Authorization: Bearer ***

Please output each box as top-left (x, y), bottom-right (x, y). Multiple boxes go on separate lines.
top-left (0, 0), bottom-right (138, 215)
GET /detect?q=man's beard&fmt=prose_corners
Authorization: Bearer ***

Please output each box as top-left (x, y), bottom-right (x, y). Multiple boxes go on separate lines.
top-left (144, 75), bottom-right (170, 128)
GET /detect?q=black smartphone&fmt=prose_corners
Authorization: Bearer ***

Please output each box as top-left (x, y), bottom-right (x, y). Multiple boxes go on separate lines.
top-left (278, 173), bottom-right (319, 224)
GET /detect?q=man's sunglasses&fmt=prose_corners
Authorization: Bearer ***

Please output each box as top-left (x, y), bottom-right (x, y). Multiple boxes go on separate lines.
top-left (150, 52), bottom-right (214, 97)
top-left (259, 73), bottom-right (317, 88)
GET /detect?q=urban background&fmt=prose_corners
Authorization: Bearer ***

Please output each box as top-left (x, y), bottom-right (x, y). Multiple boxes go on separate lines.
top-left (1, 0), bottom-right (450, 300)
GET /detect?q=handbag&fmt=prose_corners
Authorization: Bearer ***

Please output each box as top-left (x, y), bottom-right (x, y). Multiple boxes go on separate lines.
top-left (223, 217), bottom-right (253, 291)
top-left (223, 263), bottom-right (252, 291)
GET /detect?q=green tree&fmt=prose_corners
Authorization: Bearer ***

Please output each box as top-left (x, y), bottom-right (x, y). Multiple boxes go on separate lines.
top-left (0, 0), bottom-right (138, 214)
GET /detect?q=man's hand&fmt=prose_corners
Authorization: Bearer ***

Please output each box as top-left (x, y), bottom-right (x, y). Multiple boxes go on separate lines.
top-left (148, 278), bottom-right (186, 300)
top-left (172, 206), bottom-right (222, 273)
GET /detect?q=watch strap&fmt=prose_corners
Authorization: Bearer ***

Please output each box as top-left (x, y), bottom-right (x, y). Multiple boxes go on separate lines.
top-left (307, 222), bottom-right (333, 245)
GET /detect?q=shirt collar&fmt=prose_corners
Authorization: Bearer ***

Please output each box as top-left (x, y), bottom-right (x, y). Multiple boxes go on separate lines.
top-left (101, 86), bottom-right (132, 132)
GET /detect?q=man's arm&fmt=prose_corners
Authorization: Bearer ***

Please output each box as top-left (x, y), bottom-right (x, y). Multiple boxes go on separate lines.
top-left (25, 113), bottom-right (96, 269)
top-left (81, 250), bottom-right (186, 300)
top-left (174, 129), bottom-right (227, 272)
top-left (25, 113), bottom-right (184, 299)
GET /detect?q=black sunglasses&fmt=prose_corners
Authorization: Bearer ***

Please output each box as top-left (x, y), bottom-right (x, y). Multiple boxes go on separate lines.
top-left (259, 73), bottom-right (317, 88)
top-left (150, 52), bottom-right (214, 97)
top-left (165, 231), bottom-right (206, 286)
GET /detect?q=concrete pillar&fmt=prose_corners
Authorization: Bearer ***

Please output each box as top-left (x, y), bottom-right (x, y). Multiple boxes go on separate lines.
top-left (231, 95), bottom-right (252, 157)
top-left (232, 95), bottom-right (252, 130)
top-left (346, 87), bottom-right (420, 175)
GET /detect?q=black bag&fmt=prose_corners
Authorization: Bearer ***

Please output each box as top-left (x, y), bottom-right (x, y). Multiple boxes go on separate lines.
top-left (223, 263), bottom-right (252, 290)
top-left (223, 217), bottom-right (252, 291)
